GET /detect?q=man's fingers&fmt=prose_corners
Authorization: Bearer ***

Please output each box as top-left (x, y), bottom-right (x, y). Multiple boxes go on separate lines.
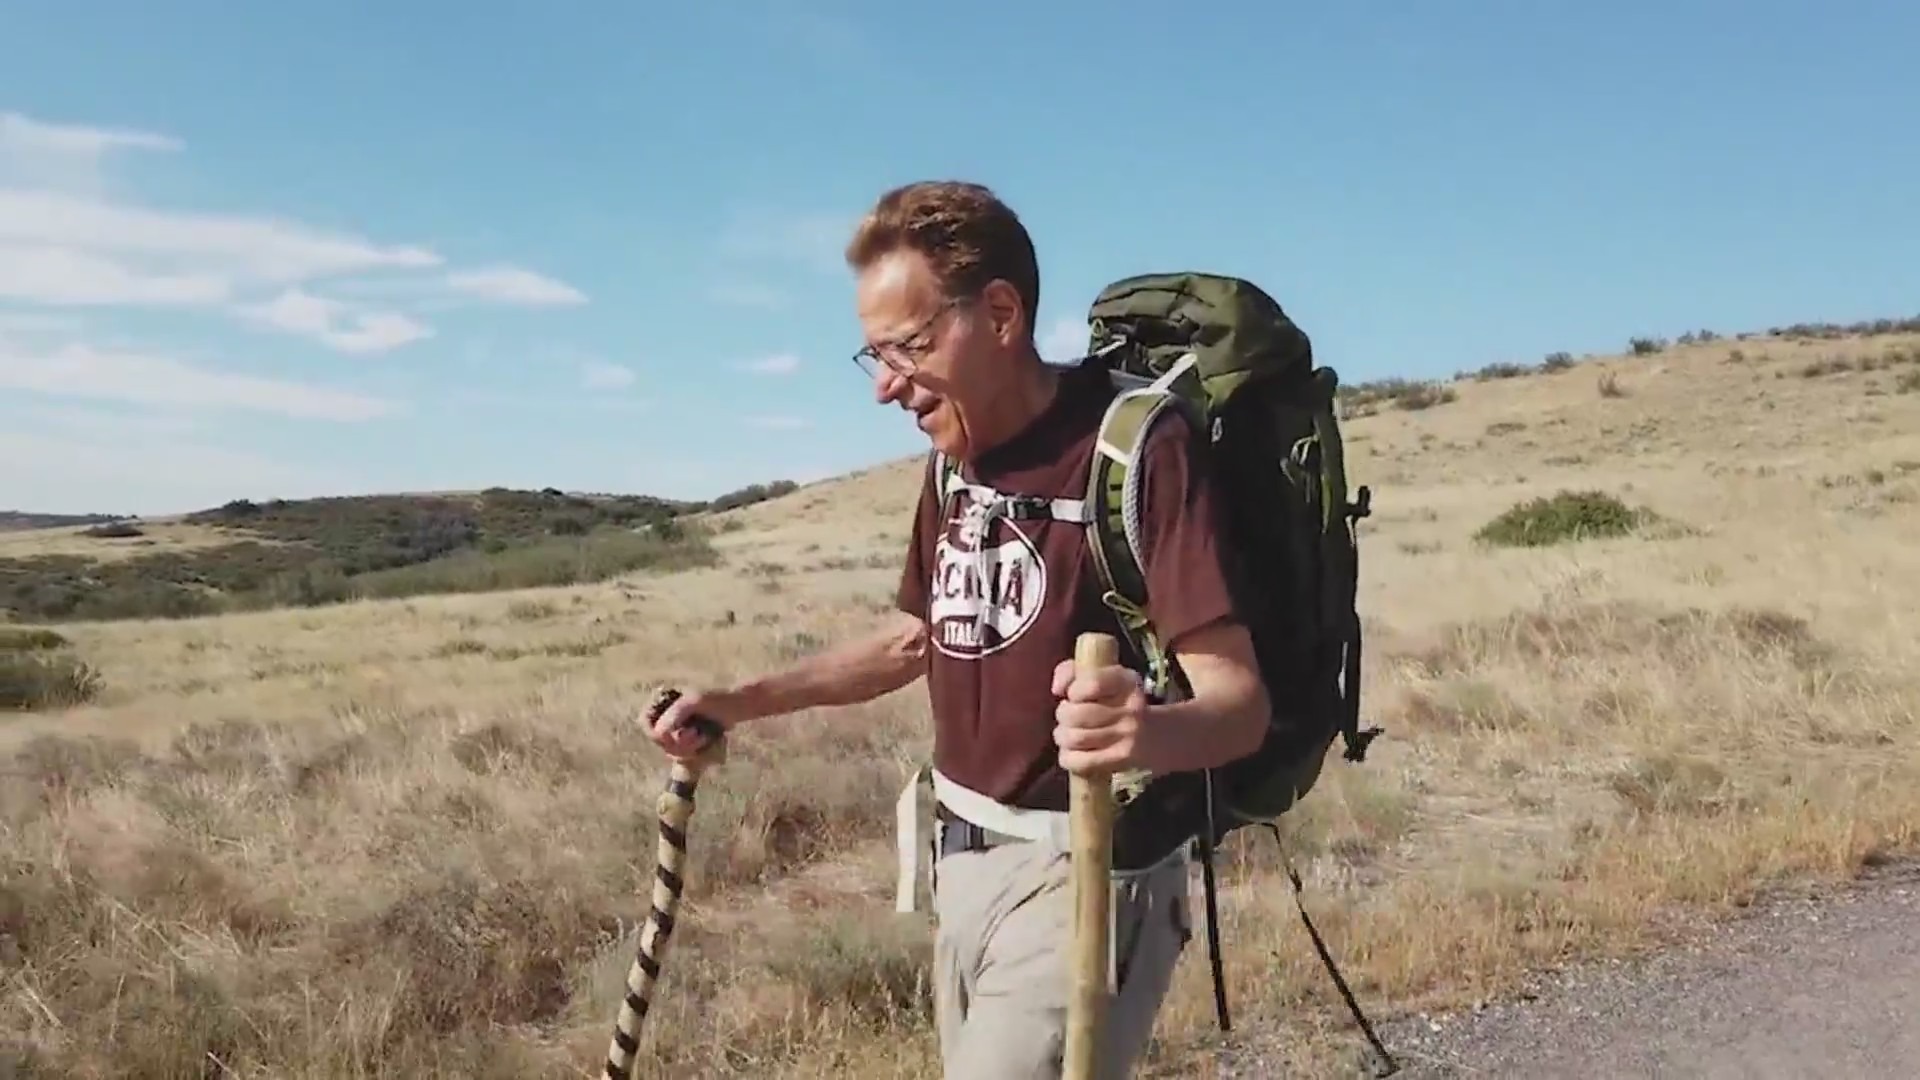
top-left (1065, 665), bottom-right (1137, 704)
top-left (1056, 700), bottom-right (1124, 732)
top-left (1051, 658), bottom-right (1075, 696)
top-left (1054, 720), bottom-right (1116, 752)
top-left (646, 698), bottom-right (705, 754)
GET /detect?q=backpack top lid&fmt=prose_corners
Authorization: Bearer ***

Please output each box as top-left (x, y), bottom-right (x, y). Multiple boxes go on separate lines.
top-left (1084, 272), bottom-right (1315, 414)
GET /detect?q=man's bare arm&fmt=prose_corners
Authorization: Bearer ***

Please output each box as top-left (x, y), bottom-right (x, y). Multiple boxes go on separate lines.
top-left (723, 610), bottom-right (928, 722)
top-left (1140, 618), bottom-right (1269, 772)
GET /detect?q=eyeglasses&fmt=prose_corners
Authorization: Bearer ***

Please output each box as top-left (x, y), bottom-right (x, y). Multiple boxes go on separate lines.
top-left (851, 296), bottom-right (965, 380)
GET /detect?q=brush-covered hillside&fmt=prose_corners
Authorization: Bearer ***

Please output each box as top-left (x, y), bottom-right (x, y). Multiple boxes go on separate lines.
top-left (0, 511), bottom-right (125, 533)
top-left (3, 321), bottom-right (1920, 1078)
top-left (0, 480), bottom-right (805, 626)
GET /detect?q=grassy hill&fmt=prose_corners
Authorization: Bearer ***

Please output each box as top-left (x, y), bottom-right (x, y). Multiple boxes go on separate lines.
top-left (0, 481), bottom-right (804, 625)
top-left (3, 318), bottom-right (1919, 1077)
top-left (0, 510), bottom-right (123, 533)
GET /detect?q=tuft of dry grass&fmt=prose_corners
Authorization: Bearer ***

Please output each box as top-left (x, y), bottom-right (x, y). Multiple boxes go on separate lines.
top-left (3, 328), bottom-right (1919, 1077)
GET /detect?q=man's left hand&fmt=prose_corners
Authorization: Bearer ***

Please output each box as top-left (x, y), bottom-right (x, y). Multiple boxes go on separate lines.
top-left (1051, 657), bottom-right (1155, 774)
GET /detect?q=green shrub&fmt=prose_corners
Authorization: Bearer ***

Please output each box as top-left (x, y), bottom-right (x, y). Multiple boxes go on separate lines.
top-left (1472, 361), bottom-right (1535, 381)
top-left (0, 627), bottom-right (71, 652)
top-left (1474, 490), bottom-right (1660, 548)
top-left (1, 650), bottom-right (103, 710)
top-left (343, 528), bottom-right (718, 602)
top-left (1338, 378), bottom-right (1459, 417)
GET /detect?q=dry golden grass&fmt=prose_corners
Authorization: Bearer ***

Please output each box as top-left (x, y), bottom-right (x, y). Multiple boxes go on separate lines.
top-left (5, 331), bottom-right (1920, 1077)
top-left (0, 520), bottom-right (252, 564)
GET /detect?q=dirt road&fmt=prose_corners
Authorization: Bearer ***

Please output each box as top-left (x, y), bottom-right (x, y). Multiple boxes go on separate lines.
top-left (1381, 860), bottom-right (1920, 1078)
top-left (1214, 860), bottom-right (1920, 1078)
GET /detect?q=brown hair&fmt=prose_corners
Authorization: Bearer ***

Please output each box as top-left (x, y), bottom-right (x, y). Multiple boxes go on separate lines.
top-left (844, 180), bottom-right (1041, 336)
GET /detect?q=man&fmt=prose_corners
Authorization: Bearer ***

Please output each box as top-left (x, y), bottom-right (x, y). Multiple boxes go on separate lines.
top-left (647, 180), bottom-right (1269, 1078)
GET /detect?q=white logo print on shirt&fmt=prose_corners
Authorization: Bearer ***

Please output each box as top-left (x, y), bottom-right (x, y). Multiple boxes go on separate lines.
top-left (927, 491), bottom-right (1048, 659)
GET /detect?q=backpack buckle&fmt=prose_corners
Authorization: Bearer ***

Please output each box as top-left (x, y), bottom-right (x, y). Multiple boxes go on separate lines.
top-left (1002, 496), bottom-right (1051, 520)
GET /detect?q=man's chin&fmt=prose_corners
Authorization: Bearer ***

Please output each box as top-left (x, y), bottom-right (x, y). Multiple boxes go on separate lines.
top-left (922, 423), bottom-right (966, 459)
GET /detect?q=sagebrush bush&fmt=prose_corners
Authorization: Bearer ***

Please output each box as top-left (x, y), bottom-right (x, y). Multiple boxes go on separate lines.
top-left (0, 649), bottom-right (103, 710)
top-left (1337, 377), bottom-right (1459, 418)
top-left (1474, 490), bottom-right (1659, 548)
top-left (0, 627), bottom-right (71, 652)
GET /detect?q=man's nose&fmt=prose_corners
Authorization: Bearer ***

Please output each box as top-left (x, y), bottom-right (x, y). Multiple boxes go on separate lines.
top-left (874, 366), bottom-right (909, 404)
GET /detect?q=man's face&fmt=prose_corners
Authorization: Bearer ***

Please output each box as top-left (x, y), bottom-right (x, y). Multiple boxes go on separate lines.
top-left (853, 248), bottom-right (1018, 461)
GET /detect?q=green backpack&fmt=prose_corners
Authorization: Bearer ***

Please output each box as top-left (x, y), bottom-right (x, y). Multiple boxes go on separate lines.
top-left (1057, 272), bottom-right (1393, 1066)
top-left (1069, 272), bottom-right (1380, 844)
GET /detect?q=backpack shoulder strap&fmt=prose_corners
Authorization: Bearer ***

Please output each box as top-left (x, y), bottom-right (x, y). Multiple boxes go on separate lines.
top-left (1082, 353), bottom-right (1207, 704)
top-left (931, 450), bottom-right (957, 506)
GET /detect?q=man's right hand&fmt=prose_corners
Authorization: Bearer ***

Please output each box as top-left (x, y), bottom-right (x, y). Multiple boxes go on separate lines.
top-left (643, 687), bottom-right (742, 762)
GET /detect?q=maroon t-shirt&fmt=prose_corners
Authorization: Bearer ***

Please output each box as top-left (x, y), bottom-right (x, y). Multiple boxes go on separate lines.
top-left (894, 360), bottom-right (1239, 812)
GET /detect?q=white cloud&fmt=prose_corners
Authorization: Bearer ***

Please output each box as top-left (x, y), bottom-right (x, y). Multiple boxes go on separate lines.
top-left (1, 111), bottom-right (182, 157)
top-left (0, 110), bottom-right (180, 195)
top-left (0, 428), bottom-right (352, 518)
top-left (1040, 315), bottom-right (1088, 365)
top-left (0, 112), bottom-right (590, 357)
top-left (0, 341), bottom-right (399, 422)
top-left (0, 187), bottom-right (441, 284)
top-left (744, 414), bottom-right (811, 430)
top-left (446, 265), bottom-right (586, 306)
top-left (579, 359), bottom-right (636, 390)
top-left (27, 403), bottom-right (200, 440)
top-left (741, 352), bottom-right (800, 376)
top-left (0, 109), bottom-right (608, 513)
top-left (717, 208), bottom-right (853, 275)
top-left (0, 243), bottom-right (231, 306)
top-left (709, 280), bottom-right (790, 310)
top-left (240, 288), bottom-right (433, 354)
top-left (0, 310), bottom-right (83, 339)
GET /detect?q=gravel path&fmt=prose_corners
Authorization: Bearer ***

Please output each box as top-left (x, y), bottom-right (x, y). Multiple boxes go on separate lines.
top-left (1213, 860), bottom-right (1920, 1078)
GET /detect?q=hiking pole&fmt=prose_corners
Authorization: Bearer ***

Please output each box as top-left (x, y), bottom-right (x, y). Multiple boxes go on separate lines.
top-left (1065, 631), bottom-right (1119, 1080)
top-left (604, 688), bottom-right (727, 1080)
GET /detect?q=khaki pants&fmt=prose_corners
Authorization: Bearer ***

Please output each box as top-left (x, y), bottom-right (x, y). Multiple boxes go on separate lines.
top-left (929, 824), bottom-right (1192, 1079)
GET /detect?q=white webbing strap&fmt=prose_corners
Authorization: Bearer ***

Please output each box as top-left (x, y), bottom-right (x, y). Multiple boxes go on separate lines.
top-left (932, 768), bottom-right (1073, 847)
top-left (1151, 350), bottom-right (1199, 392)
top-left (946, 476), bottom-right (1091, 525)
top-left (895, 764), bottom-right (929, 913)
top-left (893, 764), bottom-right (1075, 913)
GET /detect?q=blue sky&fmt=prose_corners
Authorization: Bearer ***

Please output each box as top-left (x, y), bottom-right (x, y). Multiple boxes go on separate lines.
top-left (1, 1), bottom-right (1914, 516)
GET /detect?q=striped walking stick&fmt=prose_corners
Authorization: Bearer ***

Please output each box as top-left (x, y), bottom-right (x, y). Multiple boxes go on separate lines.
top-left (604, 688), bottom-right (727, 1080)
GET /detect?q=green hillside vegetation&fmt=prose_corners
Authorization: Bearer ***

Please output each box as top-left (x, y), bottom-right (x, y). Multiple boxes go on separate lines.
top-left (0, 481), bottom-right (799, 624)
top-left (0, 511), bottom-right (123, 533)
top-left (1335, 315), bottom-right (1920, 418)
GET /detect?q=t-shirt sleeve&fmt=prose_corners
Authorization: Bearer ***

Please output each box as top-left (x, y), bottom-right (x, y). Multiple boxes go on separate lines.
top-left (894, 453), bottom-right (940, 621)
top-left (1133, 413), bottom-right (1239, 652)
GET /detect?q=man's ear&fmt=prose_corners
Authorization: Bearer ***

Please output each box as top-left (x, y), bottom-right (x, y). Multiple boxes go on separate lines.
top-left (980, 280), bottom-right (1027, 345)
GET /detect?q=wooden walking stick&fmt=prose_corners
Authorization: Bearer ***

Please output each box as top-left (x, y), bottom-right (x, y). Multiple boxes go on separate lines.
top-left (604, 688), bottom-right (727, 1080)
top-left (1065, 631), bottom-right (1119, 1080)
